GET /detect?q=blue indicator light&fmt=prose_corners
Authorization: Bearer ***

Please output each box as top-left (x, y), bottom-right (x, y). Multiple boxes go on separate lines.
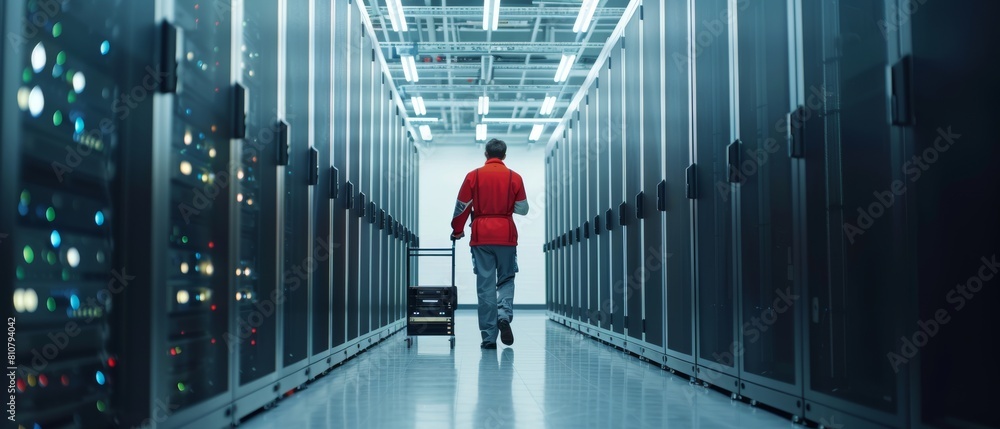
top-left (50, 230), bottom-right (61, 248)
top-left (95, 370), bottom-right (105, 385)
top-left (95, 211), bottom-right (105, 226)
top-left (100, 41), bottom-right (110, 55)
top-left (70, 294), bottom-right (80, 310)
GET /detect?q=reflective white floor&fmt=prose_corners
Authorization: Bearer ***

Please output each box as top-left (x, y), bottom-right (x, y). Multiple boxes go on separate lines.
top-left (239, 310), bottom-right (794, 429)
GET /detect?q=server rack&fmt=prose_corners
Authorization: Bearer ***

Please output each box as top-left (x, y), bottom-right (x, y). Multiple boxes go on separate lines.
top-left (597, 60), bottom-right (613, 333)
top-left (2, 1), bottom-right (147, 426)
top-left (330, 0), bottom-right (350, 352)
top-left (232, 0), bottom-right (283, 422)
top-left (909, 4), bottom-right (1000, 428)
top-left (639, 0), bottom-right (666, 354)
top-left (664, 0), bottom-right (696, 375)
top-left (608, 38), bottom-right (627, 336)
top-left (622, 14), bottom-right (644, 343)
top-left (733, 0), bottom-right (804, 418)
top-left (308, 0), bottom-right (334, 375)
top-left (345, 16), bottom-right (363, 343)
top-left (586, 89), bottom-right (601, 328)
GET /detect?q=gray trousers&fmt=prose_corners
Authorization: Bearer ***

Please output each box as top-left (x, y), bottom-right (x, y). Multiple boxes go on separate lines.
top-left (470, 245), bottom-right (518, 343)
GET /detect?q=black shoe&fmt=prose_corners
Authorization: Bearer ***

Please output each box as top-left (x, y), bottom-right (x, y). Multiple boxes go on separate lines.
top-left (480, 341), bottom-right (497, 349)
top-left (498, 319), bottom-right (514, 346)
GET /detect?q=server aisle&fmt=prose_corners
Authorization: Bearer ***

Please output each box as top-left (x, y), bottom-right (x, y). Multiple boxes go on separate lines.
top-left (543, 1), bottom-right (1000, 428)
top-left (1, 1), bottom-right (419, 427)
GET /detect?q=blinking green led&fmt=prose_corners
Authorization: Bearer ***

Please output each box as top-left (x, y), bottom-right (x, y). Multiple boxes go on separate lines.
top-left (23, 246), bottom-right (35, 264)
top-left (22, 68), bottom-right (32, 83)
top-left (15, 267), bottom-right (25, 280)
top-left (61, 269), bottom-right (70, 281)
top-left (177, 382), bottom-right (186, 392)
top-left (47, 297), bottom-right (56, 312)
top-left (53, 110), bottom-right (63, 126)
top-left (56, 51), bottom-right (66, 65)
top-left (96, 400), bottom-right (106, 412)
top-left (46, 251), bottom-right (57, 265)
top-left (52, 22), bottom-right (62, 38)
top-left (67, 91), bottom-right (76, 103)
top-left (46, 207), bottom-right (56, 221)
top-left (181, 236), bottom-right (189, 244)
top-left (20, 190), bottom-right (30, 204)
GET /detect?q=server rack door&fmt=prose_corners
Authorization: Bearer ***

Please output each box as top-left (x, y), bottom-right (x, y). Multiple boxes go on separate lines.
top-left (2, 1), bottom-right (148, 426)
top-left (310, 0), bottom-right (333, 361)
top-left (281, 0), bottom-right (314, 374)
top-left (572, 116), bottom-right (586, 322)
top-left (910, 5), bottom-right (1000, 427)
top-left (345, 19), bottom-right (364, 342)
top-left (236, 0), bottom-right (283, 414)
top-left (586, 90), bottom-right (601, 327)
top-left (162, 0), bottom-right (239, 422)
top-left (598, 60), bottom-right (613, 331)
top-left (641, 0), bottom-right (666, 350)
top-left (373, 75), bottom-right (386, 330)
top-left (657, 0), bottom-right (696, 364)
top-left (554, 143), bottom-right (564, 316)
top-left (799, 1), bottom-right (905, 426)
top-left (544, 151), bottom-right (555, 312)
top-left (608, 38), bottom-right (626, 335)
top-left (622, 14), bottom-right (644, 340)
top-left (693, 0), bottom-right (739, 389)
top-left (358, 32), bottom-right (374, 337)
top-left (330, 0), bottom-right (349, 349)
top-left (734, 0), bottom-right (802, 411)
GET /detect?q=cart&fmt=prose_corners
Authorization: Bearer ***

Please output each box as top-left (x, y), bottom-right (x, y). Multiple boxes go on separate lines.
top-left (405, 240), bottom-right (458, 348)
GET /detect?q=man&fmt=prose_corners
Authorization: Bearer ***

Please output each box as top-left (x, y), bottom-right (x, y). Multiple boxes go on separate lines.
top-left (451, 138), bottom-right (529, 349)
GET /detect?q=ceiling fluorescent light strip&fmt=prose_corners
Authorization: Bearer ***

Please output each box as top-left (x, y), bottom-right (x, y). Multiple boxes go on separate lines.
top-left (419, 125), bottom-right (433, 141)
top-left (483, 0), bottom-right (492, 30)
top-left (541, 95), bottom-right (557, 115)
top-left (529, 124), bottom-right (544, 141)
top-left (478, 96), bottom-right (490, 115)
top-left (401, 55), bottom-right (419, 82)
top-left (573, 0), bottom-right (599, 33)
top-left (476, 124), bottom-right (487, 141)
top-left (491, 0), bottom-right (501, 30)
top-left (554, 54), bottom-right (575, 83)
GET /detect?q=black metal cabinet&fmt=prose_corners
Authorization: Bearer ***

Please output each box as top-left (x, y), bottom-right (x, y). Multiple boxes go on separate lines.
top-left (597, 60), bottom-right (613, 332)
top-left (330, 0), bottom-right (350, 349)
top-left (608, 38), bottom-right (626, 335)
top-left (664, 0), bottom-right (696, 371)
top-left (586, 90), bottom-right (601, 326)
top-left (734, 0), bottom-right (803, 416)
top-left (622, 14), bottom-right (643, 341)
top-left (693, 0), bottom-right (739, 393)
top-left (345, 18), bottom-right (363, 342)
top-left (640, 0), bottom-right (666, 351)
top-left (310, 0), bottom-right (333, 364)
top-left (281, 0), bottom-right (314, 376)
top-left (799, 0), bottom-right (904, 425)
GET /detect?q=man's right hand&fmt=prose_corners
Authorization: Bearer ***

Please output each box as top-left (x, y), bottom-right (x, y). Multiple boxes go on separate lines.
top-left (451, 232), bottom-right (465, 241)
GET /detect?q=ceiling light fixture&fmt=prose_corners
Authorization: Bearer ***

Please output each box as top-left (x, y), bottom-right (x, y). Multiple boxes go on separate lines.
top-left (419, 125), bottom-right (433, 141)
top-left (385, 0), bottom-right (408, 32)
top-left (554, 54), bottom-right (576, 83)
top-left (408, 117), bottom-right (439, 122)
top-left (483, 0), bottom-right (501, 31)
top-left (401, 55), bottom-right (419, 82)
top-left (478, 96), bottom-right (490, 115)
top-left (412, 96), bottom-right (427, 115)
top-left (529, 124), bottom-right (545, 142)
top-left (476, 124), bottom-right (488, 141)
top-left (573, 0), bottom-right (599, 33)
top-left (540, 95), bottom-right (557, 115)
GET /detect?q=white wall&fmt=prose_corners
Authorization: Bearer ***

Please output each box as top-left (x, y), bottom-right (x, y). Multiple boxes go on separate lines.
top-left (418, 144), bottom-right (547, 305)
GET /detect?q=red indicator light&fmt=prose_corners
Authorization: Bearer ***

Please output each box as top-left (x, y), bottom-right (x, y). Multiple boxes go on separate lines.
top-left (61, 375), bottom-right (70, 386)
top-left (108, 358), bottom-right (117, 367)
top-left (208, 241), bottom-right (215, 249)
top-left (251, 328), bottom-right (256, 334)
top-left (211, 304), bottom-right (217, 311)
top-left (15, 379), bottom-right (26, 392)
top-left (194, 4), bottom-right (199, 9)
top-left (170, 349), bottom-right (176, 356)
top-left (251, 340), bottom-right (256, 346)
top-left (211, 338), bottom-right (216, 344)
top-left (38, 374), bottom-right (49, 387)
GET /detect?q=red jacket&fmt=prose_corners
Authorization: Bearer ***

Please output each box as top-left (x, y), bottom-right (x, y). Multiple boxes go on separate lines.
top-left (451, 158), bottom-right (528, 246)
